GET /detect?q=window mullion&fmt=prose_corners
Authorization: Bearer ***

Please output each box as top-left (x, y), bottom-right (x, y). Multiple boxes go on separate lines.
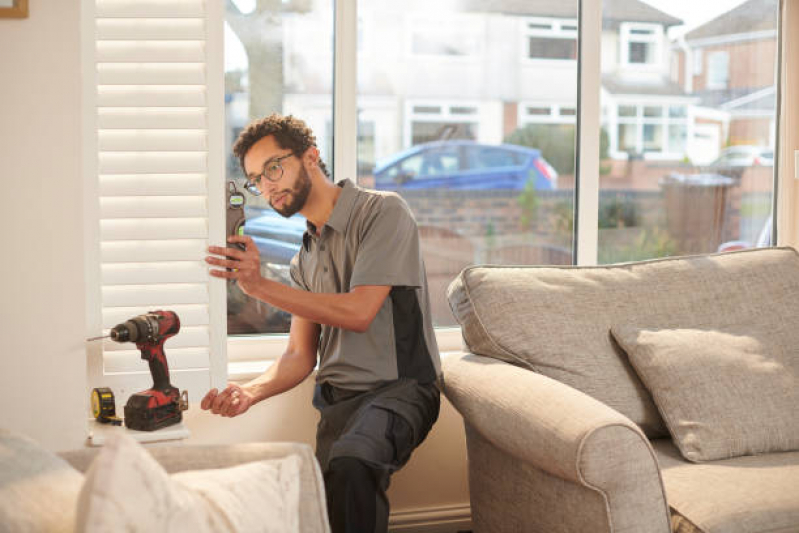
top-left (575, 0), bottom-right (601, 265)
top-left (333, 0), bottom-right (358, 183)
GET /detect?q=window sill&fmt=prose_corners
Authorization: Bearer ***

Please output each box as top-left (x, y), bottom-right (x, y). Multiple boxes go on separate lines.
top-left (87, 419), bottom-right (190, 447)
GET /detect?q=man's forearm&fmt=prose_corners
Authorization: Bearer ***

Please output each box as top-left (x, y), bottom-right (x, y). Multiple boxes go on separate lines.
top-left (243, 351), bottom-right (314, 403)
top-left (247, 278), bottom-right (370, 331)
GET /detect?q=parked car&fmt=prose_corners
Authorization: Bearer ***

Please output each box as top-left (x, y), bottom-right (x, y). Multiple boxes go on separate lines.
top-left (372, 141), bottom-right (558, 191)
top-left (717, 215), bottom-right (772, 252)
top-left (710, 145), bottom-right (774, 168)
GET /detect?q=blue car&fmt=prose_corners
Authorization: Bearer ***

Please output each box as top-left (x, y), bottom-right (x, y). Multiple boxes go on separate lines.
top-left (242, 207), bottom-right (305, 266)
top-left (372, 141), bottom-right (558, 191)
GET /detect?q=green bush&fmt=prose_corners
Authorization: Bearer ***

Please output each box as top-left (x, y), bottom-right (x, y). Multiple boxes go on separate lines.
top-left (504, 125), bottom-right (609, 174)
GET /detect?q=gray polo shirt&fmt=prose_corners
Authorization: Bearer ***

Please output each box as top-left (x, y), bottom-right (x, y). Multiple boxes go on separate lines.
top-left (289, 179), bottom-right (442, 391)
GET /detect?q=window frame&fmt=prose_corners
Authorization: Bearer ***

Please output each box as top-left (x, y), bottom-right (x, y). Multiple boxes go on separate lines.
top-left (226, 0), bottom-right (785, 363)
top-left (706, 50), bottom-right (730, 89)
top-left (619, 22), bottom-right (664, 70)
top-left (521, 16), bottom-right (579, 65)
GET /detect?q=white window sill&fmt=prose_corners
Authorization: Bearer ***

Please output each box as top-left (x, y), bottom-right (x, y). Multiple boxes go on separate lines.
top-left (87, 419), bottom-right (190, 446)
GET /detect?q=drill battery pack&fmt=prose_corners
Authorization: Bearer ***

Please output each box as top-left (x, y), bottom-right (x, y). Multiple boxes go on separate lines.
top-left (124, 389), bottom-right (188, 432)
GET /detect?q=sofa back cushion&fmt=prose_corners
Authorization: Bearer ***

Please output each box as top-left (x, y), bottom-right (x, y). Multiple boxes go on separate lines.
top-left (446, 247), bottom-right (799, 437)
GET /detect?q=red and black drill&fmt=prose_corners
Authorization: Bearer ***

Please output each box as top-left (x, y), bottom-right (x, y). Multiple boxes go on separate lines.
top-left (89, 310), bottom-right (188, 431)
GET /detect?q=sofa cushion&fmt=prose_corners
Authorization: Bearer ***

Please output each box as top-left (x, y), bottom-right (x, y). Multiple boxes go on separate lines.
top-left (76, 433), bottom-right (303, 533)
top-left (653, 439), bottom-right (799, 533)
top-left (446, 247), bottom-right (799, 437)
top-left (612, 324), bottom-right (799, 461)
top-left (0, 428), bottom-right (84, 533)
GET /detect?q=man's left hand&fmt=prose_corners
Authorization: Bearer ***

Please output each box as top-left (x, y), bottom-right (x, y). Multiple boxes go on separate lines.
top-left (206, 235), bottom-right (263, 296)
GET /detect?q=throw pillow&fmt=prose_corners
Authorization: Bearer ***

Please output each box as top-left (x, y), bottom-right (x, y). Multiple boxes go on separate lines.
top-left (0, 428), bottom-right (84, 533)
top-left (611, 324), bottom-right (799, 462)
top-left (76, 433), bottom-right (302, 533)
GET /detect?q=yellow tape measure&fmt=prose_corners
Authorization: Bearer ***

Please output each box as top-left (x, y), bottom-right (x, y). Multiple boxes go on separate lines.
top-left (91, 387), bottom-right (122, 426)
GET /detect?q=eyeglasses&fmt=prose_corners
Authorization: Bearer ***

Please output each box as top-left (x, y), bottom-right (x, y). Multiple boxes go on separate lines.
top-left (243, 153), bottom-right (294, 196)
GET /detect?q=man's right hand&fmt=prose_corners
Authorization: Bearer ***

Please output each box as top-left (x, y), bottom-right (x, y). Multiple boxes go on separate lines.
top-left (201, 383), bottom-right (255, 418)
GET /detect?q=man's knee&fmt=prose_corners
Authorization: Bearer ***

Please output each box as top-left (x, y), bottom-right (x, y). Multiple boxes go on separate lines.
top-left (325, 456), bottom-right (376, 491)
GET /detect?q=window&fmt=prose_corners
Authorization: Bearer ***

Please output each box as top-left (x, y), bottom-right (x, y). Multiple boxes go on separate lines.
top-left (406, 102), bottom-right (480, 147)
top-left (707, 51), bottom-right (730, 89)
top-left (693, 49), bottom-right (703, 75)
top-left (620, 23), bottom-right (662, 67)
top-left (599, 2), bottom-right (779, 265)
top-left (224, 1), bottom-right (334, 336)
top-left (519, 103), bottom-right (578, 125)
top-left (361, 1), bottom-right (578, 328)
top-left (210, 0), bottom-right (780, 359)
top-left (611, 103), bottom-right (688, 157)
top-left (523, 17), bottom-right (578, 61)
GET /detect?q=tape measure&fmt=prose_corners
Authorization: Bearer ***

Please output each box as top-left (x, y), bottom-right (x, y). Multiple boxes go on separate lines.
top-left (91, 387), bottom-right (122, 426)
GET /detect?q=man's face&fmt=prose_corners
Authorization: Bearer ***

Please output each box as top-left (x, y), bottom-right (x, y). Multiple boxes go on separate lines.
top-left (243, 135), bottom-right (312, 218)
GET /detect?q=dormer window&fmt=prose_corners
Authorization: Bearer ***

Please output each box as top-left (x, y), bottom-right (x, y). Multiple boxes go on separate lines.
top-left (620, 22), bottom-right (663, 67)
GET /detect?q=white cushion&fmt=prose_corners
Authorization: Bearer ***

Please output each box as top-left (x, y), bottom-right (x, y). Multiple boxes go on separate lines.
top-left (76, 433), bottom-right (302, 533)
top-left (0, 428), bottom-right (83, 533)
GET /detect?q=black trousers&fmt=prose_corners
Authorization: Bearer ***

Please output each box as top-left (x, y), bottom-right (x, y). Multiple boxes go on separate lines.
top-left (313, 379), bottom-right (440, 533)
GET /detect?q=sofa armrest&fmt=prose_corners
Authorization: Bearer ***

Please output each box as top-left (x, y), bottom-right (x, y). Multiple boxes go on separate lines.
top-left (443, 353), bottom-right (671, 532)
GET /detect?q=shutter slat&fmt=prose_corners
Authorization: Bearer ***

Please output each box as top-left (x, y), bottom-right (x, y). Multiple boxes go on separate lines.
top-left (101, 218), bottom-right (208, 240)
top-left (102, 239), bottom-right (206, 262)
top-left (104, 347), bottom-right (210, 373)
top-left (99, 130), bottom-right (207, 152)
top-left (96, 0), bottom-right (204, 19)
top-left (98, 86), bottom-right (206, 107)
top-left (100, 174), bottom-right (206, 196)
top-left (102, 284), bottom-right (208, 307)
top-left (99, 64), bottom-right (205, 85)
top-left (99, 152), bottom-right (206, 174)
top-left (102, 261), bottom-right (207, 285)
top-left (97, 41), bottom-right (205, 63)
top-left (102, 304), bottom-right (209, 328)
top-left (99, 108), bottom-right (206, 129)
top-left (101, 196), bottom-right (207, 219)
top-left (97, 19), bottom-right (204, 40)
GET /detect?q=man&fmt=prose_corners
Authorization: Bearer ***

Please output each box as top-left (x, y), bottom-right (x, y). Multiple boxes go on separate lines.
top-left (202, 114), bottom-right (442, 533)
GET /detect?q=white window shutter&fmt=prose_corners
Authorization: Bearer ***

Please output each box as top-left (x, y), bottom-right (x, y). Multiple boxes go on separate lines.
top-left (85, 0), bottom-right (226, 408)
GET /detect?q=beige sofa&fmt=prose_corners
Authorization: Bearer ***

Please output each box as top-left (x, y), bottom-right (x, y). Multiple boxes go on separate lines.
top-left (443, 247), bottom-right (799, 533)
top-left (0, 428), bottom-right (330, 533)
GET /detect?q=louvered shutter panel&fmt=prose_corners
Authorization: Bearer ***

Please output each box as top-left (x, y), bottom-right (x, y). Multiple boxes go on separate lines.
top-left (86, 0), bottom-right (226, 406)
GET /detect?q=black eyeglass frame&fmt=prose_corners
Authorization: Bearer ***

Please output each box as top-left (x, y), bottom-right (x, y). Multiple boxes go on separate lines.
top-left (243, 152), bottom-right (295, 196)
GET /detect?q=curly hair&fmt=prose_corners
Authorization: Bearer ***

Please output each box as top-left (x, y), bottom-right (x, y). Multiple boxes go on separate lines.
top-left (232, 113), bottom-right (330, 178)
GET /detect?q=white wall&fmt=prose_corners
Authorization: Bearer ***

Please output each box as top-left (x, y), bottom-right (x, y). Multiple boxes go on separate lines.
top-left (0, 0), bottom-right (87, 452)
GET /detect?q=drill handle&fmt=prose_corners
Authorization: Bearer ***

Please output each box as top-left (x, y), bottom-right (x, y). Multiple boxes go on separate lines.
top-left (141, 342), bottom-right (173, 392)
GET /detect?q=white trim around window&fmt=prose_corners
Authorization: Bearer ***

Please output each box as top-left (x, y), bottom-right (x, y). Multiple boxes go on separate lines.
top-left (521, 16), bottom-right (578, 65)
top-left (518, 101), bottom-right (578, 125)
top-left (619, 22), bottom-right (664, 70)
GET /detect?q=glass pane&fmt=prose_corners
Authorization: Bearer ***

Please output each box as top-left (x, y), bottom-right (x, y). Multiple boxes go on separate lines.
top-left (599, 0), bottom-right (778, 264)
top-left (358, 0), bottom-right (578, 327)
top-left (224, 1), bottom-right (334, 335)
top-left (529, 37), bottom-right (577, 60)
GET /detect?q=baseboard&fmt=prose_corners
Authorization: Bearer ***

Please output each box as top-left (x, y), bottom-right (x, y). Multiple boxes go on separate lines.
top-left (389, 503), bottom-right (472, 532)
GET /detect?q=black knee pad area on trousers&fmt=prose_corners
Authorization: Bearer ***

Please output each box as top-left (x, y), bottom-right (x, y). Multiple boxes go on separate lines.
top-left (325, 456), bottom-right (388, 533)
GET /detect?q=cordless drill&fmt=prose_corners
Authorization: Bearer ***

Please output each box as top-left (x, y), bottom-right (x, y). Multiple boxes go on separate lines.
top-left (102, 311), bottom-right (188, 431)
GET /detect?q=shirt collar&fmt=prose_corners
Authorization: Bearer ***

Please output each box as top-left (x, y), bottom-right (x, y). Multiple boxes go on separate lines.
top-left (303, 179), bottom-right (358, 249)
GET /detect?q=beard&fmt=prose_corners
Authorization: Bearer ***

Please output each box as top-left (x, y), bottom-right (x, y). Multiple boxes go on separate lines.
top-left (271, 165), bottom-right (312, 218)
